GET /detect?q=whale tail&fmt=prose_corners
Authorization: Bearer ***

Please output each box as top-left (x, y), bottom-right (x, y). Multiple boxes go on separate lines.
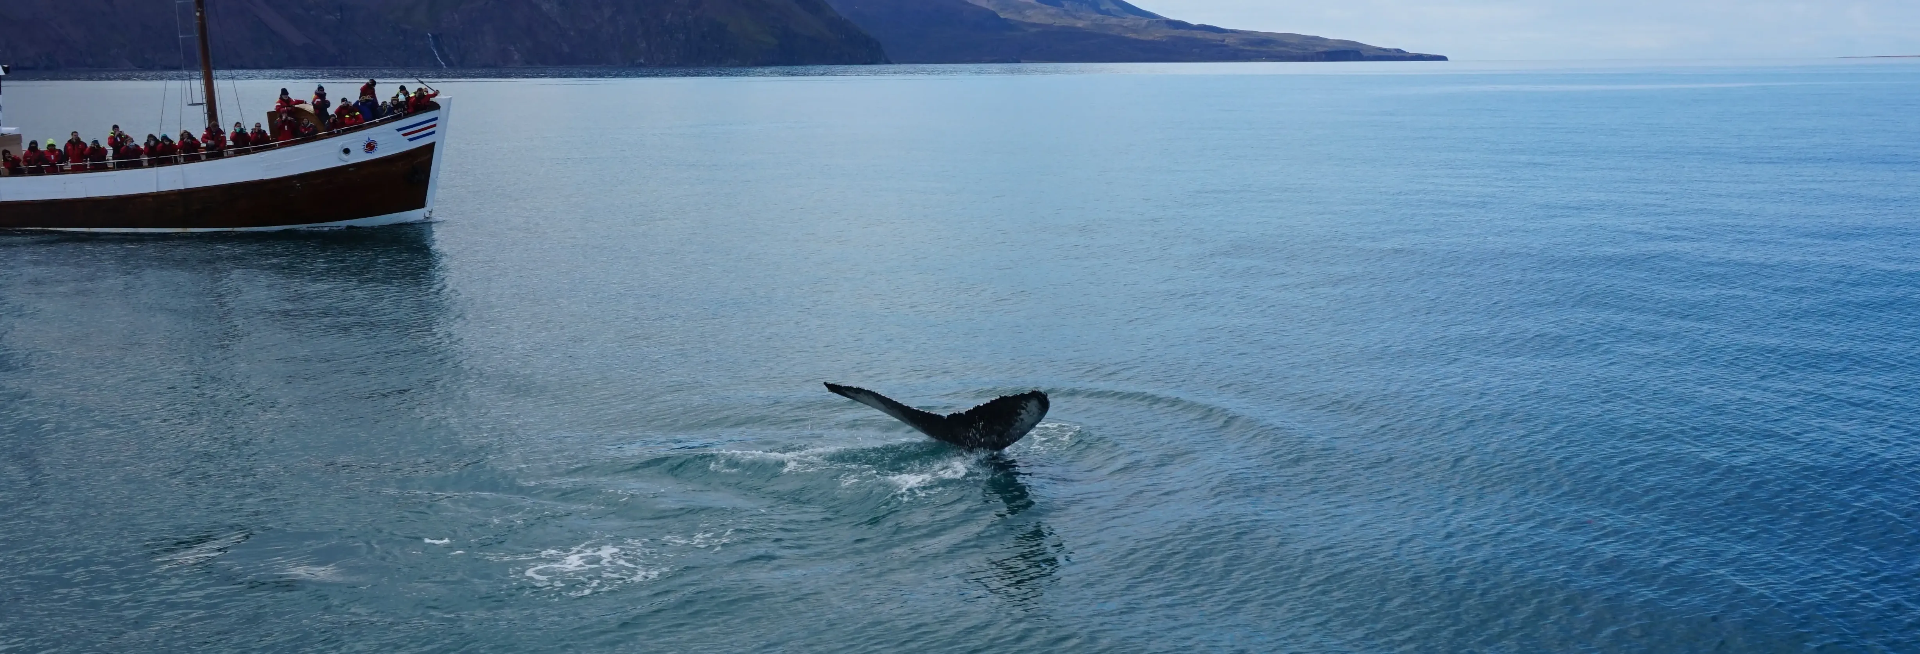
top-left (825, 383), bottom-right (1049, 451)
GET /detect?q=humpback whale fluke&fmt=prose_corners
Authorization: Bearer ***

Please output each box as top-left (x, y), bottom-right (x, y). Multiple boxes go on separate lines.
top-left (825, 383), bottom-right (1049, 451)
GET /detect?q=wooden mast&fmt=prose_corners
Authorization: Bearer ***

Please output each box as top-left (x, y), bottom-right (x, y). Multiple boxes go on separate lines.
top-left (192, 0), bottom-right (220, 130)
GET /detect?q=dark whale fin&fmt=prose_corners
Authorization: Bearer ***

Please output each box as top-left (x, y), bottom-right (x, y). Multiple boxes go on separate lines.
top-left (825, 383), bottom-right (1049, 451)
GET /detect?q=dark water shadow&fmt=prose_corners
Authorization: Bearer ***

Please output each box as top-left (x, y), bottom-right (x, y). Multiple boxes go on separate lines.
top-left (973, 454), bottom-right (1067, 607)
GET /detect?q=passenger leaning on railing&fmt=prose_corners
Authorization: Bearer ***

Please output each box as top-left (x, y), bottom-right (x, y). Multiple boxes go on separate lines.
top-left (249, 123), bottom-right (269, 146)
top-left (65, 133), bottom-right (88, 170)
top-left (179, 131), bottom-right (203, 162)
top-left (230, 122), bottom-right (252, 150)
top-left (21, 142), bottom-right (45, 175)
top-left (86, 140), bottom-right (107, 170)
top-left (120, 138), bottom-right (145, 168)
top-left (202, 124), bottom-right (226, 158)
top-left (407, 87), bottom-right (440, 114)
top-left (45, 140), bottom-right (68, 173)
top-left (1, 150), bottom-right (20, 176)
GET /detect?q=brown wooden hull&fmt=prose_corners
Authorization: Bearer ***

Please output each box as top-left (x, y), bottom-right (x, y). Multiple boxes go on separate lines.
top-left (0, 144), bottom-right (436, 231)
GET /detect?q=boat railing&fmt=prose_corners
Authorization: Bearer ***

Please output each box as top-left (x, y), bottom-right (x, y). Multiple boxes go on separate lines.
top-left (1, 102), bottom-right (439, 176)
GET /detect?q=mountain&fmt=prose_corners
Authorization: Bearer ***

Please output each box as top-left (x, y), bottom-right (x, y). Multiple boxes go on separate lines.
top-left (823, 0), bottom-right (1446, 63)
top-left (0, 0), bottom-right (888, 69)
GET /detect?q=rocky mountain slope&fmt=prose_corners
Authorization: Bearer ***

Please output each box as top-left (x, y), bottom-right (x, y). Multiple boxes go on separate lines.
top-left (0, 0), bottom-right (888, 69)
top-left (824, 0), bottom-right (1445, 63)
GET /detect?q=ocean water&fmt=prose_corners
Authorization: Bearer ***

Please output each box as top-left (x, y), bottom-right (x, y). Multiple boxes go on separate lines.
top-left (3, 60), bottom-right (1919, 652)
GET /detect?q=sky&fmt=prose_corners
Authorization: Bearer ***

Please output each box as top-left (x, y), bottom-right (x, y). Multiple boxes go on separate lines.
top-left (1133, 0), bottom-right (1920, 60)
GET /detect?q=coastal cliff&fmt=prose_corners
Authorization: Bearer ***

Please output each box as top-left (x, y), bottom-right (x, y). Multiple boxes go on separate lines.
top-left (0, 0), bottom-right (889, 69)
top-left (825, 0), bottom-right (1446, 63)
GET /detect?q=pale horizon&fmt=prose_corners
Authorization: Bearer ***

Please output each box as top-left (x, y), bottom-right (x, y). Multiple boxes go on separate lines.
top-left (1131, 0), bottom-right (1920, 61)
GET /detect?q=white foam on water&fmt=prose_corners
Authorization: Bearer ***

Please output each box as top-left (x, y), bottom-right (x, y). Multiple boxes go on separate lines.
top-left (886, 458), bottom-right (972, 495)
top-left (1017, 421), bottom-right (1080, 452)
top-left (424, 538), bottom-right (451, 545)
top-left (709, 446), bottom-right (847, 474)
top-left (516, 542), bottom-right (666, 597)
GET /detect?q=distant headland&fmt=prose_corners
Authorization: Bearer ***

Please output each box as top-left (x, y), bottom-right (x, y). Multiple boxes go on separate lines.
top-left (826, 0), bottom-right (1447, 63)
top-left (0, 0), bottom-right (1443, 69)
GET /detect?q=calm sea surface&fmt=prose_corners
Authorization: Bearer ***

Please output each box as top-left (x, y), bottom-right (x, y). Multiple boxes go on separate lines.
top-left (3, 61), bottom-right (1918, 652)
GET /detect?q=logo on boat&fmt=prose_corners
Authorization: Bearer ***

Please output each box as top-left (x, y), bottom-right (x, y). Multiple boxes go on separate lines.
top-left (363, 138), bottom-right (379, 154)
top-left (395, 116), bottom-right (438, 142)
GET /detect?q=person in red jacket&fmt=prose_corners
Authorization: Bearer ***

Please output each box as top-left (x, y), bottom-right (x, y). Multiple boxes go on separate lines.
top-left (275, 111), bottom-right (299, 143)
top-left (250, 123), bottom-right (270, 145)
top-left (275, 88), bottom-right (301, 113)
top-left (231, 122), bottom-right (252, 150)
top-left (46, 144), bottom-right (68, 174)
top-left (406, 87), bottom-right (437, 113)
top-left (86, 140), bottom-right (108, 170)
top-left (22, 142), bottom-right (47, 175)
top-left (178, 131), bottom-right (202, 162)
top-left (120, 140), bottom-right (145, 168)
top-left (106, 125), bottom-right (128, 156)
top-left (65, 132), bottom-right (88, 169)
top-left (360, 79), bottom-right (378, 103)
top-left (202, 124), bottom-right (226, 158)
top-left (147, 134), bottom-right (173, 165)
top-left (2, 150), bottom-right (21, 176)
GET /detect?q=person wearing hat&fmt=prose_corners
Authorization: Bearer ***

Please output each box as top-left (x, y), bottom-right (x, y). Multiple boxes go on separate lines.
top-left (178, 130), bottom-right (202, 162)
top-left (311, 85), bottom-right (332, 129)
top-left (275, 88), bottom-right (300, 113)
top-left (118, 136), bottom-right (145, 168)
top-left (45, 139), bottom-right (68, 173)
top-left (21, 141), bottom-right (46, 175)
top-left (85, 140), bottom-right (108, 170)
top-left (156, 134), bottom-right (179, 166)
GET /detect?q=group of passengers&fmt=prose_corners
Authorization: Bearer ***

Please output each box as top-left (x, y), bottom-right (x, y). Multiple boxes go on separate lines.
top-left (1, 80), bottom-right (438, 176)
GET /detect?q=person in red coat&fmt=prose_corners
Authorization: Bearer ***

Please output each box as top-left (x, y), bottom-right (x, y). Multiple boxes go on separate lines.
top-left (202, 125), bottom-right (226, 158)
top-left (106, 125), bottom-right (128, 156)
top-left (407, 87), bottom-right (438, 113)
top-left (22, 142), bottom-right (47, 175)
top-left (2, 149), bottom-right (22, 176)
top-left (46, 145), bottom-right (68, 174)
top-left (250, 123), bottom-right (270, 145)
top-left (120, 141), bottom-right (145, 168)
top-left (178, 131), bottom-right (202, 162)
top-left (360, 79), bottom-right (378, 103)
top-left (145, 134), bottom-right (170, 165)
top-left (86, 140), bottom-right (108, 170)
top-left (275, 112), bottom-right (299, 143)
top-left (275, 88), bottom-right (301, 113)
top-left (65, 132), bottom-right (88, 169)
top-left (231, 123), bottom-right (252, 150)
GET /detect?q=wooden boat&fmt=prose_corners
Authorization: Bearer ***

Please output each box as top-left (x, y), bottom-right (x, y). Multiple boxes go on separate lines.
top-left (0, 2), bottom-right (449, 233)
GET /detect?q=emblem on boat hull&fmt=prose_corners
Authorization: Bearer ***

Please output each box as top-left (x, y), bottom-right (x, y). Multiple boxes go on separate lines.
top-left (363, 138), bottom-right (379, 154)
